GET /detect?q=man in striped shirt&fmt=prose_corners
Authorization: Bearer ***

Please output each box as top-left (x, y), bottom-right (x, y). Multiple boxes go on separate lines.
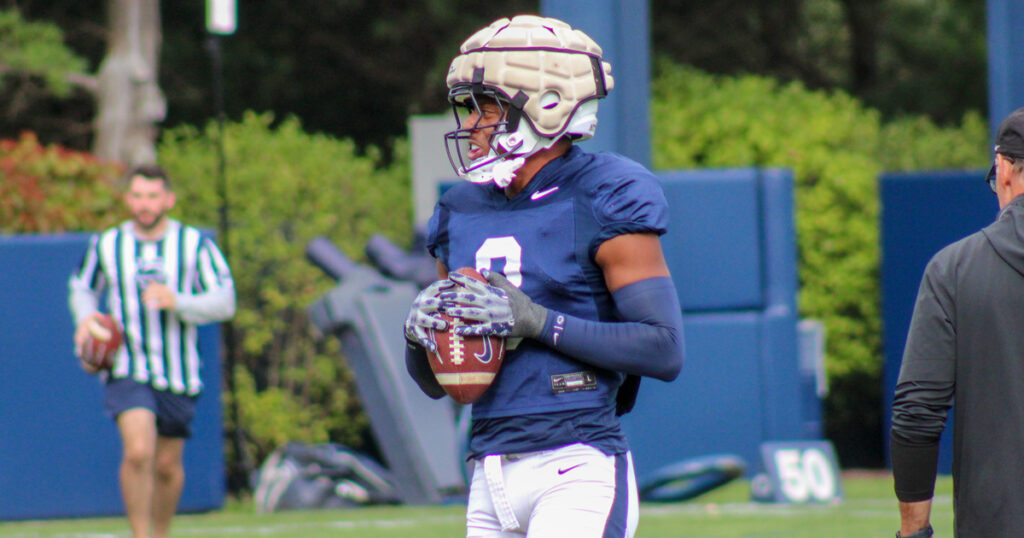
top-left (69, 164), bottom-right (235, 538)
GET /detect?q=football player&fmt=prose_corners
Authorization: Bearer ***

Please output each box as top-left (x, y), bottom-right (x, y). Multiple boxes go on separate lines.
top-left (404, 15), bottom-right (685, 537)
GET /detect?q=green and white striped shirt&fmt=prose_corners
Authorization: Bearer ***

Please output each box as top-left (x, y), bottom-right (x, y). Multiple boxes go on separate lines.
top-left (69, 219), bottom-right (235, 395)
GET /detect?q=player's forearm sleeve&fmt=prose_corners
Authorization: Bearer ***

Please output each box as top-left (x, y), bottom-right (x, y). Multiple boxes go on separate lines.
top-left (405, 341), bottom-right (446, 399)
top-left (891, 433), bottom-right (940, 502)
top-left (890, 380), bottom-right (952, 502)
top-left (536, 276), bottom-right (684, 381)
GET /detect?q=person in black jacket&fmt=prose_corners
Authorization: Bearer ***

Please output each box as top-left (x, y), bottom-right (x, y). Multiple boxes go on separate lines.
top-left (891, 106), bottom-right (1024, 538)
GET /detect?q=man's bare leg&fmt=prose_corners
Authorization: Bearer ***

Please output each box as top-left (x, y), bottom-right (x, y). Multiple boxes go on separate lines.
top-left (117, 408), bottom-right (158, 538)
top-left (151, 436), bottom-right (185, 538)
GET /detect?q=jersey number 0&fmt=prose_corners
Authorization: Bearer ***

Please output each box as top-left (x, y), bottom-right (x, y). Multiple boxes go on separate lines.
top-left (474, 236), bottom-right (523, 288)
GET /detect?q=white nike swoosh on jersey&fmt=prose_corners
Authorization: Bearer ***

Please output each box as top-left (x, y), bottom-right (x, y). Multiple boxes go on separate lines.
top-left (530, 186), bottom-right (560, 200)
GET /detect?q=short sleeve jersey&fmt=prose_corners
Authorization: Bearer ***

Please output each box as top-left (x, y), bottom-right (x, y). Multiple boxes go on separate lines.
top-left (427, 146), bottom-right (669, 420)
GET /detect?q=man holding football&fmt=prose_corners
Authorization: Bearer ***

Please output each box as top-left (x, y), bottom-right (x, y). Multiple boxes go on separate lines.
top-left (404, 15), bottom-right (685, 537)
top-left (69, 164), bottom-right (236, 538)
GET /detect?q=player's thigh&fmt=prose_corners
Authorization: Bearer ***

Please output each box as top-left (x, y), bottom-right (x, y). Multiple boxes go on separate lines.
top-left (106, 379), bottom-right (158, 451)
top-left (529, 447), bottom-right (637, 538)
top-left (116, 407), bottom-right (158, 459)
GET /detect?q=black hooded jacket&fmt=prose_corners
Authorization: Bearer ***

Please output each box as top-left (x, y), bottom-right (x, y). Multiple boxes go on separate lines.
top-left (891, 194), bottom-right (1024, 537)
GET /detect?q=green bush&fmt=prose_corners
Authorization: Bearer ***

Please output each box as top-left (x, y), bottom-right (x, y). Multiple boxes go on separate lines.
top-left (651, 61), bottom-right (988, 464)
top-left (157, 112), bottom-right (412, 480)
top-left (0, 131), bottom-right (123, 233)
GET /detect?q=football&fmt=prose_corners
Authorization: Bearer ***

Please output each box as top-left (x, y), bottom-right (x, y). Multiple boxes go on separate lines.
top-left (82, 313), bottom-right (123, 371)
top-left (426, 267), bottom-right (507, 404)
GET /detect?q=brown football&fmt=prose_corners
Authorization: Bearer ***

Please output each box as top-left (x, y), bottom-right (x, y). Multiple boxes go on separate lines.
top-left (426, 267), bottom-right (507, 404)
top-left (83, 313), bottom-right (123, 371)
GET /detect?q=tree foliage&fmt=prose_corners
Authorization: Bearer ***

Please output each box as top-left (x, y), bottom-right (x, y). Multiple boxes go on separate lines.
top-left (6, 0), bottom-right (987, 159)
top-left (0, 7), bottom-right (95, 149)
top-left (0, 8), bottom-right (86, 95)
top-left (651, 0), bottom-right (987, 125)
top-left (2, 1), bottom-right (537, 157)
top-left (156, 112), bottom-right (412, 484)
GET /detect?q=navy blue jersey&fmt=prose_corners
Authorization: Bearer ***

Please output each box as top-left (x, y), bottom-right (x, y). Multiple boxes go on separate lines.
top-left (427, 146), bottom-right (669, 455)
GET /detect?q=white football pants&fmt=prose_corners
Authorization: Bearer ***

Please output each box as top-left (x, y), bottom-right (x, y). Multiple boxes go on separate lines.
top-left (466, 443), bottom-right (638, 538)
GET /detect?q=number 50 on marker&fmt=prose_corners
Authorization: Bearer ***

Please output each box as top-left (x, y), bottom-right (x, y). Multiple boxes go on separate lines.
top-left (754, 441), bottom-right (843, 504)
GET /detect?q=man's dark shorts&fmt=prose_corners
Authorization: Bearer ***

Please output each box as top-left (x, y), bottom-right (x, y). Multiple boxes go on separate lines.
top-left (104, 377), bottom-right (198, 438)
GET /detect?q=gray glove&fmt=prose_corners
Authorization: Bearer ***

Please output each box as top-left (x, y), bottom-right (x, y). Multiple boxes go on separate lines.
top-left (441, 269), bottom-right (547, 339)
top-left (404, 278), bottom-right (457, 352)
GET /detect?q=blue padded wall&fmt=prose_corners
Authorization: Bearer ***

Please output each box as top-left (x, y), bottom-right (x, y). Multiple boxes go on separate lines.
top-left (622, 168), bottom-right (808, 480)
top-left (880, 171), bottom-right (998, 474)
top-left (623, 312), bottom-right (764, 480)
top-left (658, 169), bottom-right (764, 312)
top-left (0, 233), bottom-right (225, 520)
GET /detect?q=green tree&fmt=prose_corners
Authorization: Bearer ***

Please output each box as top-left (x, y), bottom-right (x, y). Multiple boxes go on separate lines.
top-left (650, 0), bottom-right (987, 125)
top-left (0, 8), bottom-right (86, 94)
top-left (0, 8), bottom-right (94, 148)
top-left (9, 0), bottom-right (989, 156)
top-left (7, 1), bottom-right (538, 158)
top-left (0, 3), bottom-right (167, 165)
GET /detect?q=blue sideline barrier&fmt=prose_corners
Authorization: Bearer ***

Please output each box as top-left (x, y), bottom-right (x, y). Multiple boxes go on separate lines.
top-left (621, 168), bottom-right (813, 481)
top-left (0, 233), bottom-right (225, 520)
top-left (880, 171), bottom-right (998, 473)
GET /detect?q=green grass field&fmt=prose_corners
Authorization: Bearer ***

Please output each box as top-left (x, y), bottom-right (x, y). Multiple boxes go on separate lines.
top-left (0, 473), bottom-right (952, 537)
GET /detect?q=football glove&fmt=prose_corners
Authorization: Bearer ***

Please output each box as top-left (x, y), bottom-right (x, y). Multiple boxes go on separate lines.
top-left (404, 278), bottom-right (456, 352)
top-left (441, 269), bottom-right (547, 339)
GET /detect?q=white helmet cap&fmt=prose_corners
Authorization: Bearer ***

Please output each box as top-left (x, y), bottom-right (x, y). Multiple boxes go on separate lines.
top-left (443, 15), bottom-right (614, 187)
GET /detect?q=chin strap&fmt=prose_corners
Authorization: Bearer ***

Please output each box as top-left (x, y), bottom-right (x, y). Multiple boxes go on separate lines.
top-left (461, 128), bottom-right (559, 188)
top-left (461, 152), bottom-right (525, 188)
top-left (489, 157), bottom-right (525, 188)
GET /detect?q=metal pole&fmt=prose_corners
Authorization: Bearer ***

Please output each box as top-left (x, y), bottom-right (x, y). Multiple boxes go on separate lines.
top-left (206, 33), bottom-right (250, 492)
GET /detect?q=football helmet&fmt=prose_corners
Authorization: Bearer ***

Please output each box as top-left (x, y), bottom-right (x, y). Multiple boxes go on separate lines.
top-left (444, 15), bottom-right (615, 187)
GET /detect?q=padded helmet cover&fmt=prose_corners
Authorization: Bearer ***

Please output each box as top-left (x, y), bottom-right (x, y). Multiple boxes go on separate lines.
top-left (446, 15), bottom-right (614, 140)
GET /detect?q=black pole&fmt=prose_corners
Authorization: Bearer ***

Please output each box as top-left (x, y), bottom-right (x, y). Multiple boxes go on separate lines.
top-left (206, 33), bottom-right (250, 492)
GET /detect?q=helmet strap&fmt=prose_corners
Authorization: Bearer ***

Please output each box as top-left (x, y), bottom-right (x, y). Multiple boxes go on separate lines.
top-left (506, 91), bottom-right (529, 132)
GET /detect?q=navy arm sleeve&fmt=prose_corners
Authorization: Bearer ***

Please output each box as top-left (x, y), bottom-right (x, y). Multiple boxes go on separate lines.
top-left (405, 341), bottom-right (446, 399)
top-left (535, 276), bottom-right (684, 382)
